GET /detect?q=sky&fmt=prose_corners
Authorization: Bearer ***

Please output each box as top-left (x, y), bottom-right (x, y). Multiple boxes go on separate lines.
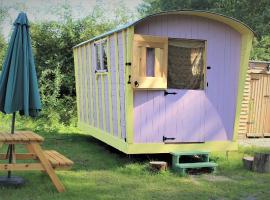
top-left (0, 0), bottom-right (142, 40)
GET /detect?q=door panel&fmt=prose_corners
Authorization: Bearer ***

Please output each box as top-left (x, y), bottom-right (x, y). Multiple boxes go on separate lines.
top-left (248, 74), bottom-right (270, 137)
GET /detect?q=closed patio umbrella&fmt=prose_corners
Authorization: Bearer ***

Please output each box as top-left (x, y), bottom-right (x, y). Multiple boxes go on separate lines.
top-left (0, 12), bottom-right (41, 186)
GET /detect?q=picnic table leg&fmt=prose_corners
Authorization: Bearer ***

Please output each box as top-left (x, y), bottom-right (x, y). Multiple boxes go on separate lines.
top-left (29, 143), bottom-right (65, 192)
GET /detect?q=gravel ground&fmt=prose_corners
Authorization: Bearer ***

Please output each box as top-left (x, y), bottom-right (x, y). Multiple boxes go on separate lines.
top-left (238, 138), bottom-right (270, 148)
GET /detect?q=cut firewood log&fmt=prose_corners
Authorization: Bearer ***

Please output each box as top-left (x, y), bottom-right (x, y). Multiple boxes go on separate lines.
top-left (243, 156), bottom-right (254, 170)
top-left (252, 153), bottom-right (270, 173)
top-left (149, 161), bottom-right (168, 171)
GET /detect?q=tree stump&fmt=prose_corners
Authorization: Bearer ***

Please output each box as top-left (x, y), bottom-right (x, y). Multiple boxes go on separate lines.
top-left (252, 153), bottom-right (270, 173)
top-left (243, 156), bottom-right (254, 170)
top-left (149, 161), bottom-right (168, 172)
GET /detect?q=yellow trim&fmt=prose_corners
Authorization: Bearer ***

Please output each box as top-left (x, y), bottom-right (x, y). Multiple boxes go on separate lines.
top-left (127, 141), bottom-right (238, 154)
top-left (107, 36), bottom-right (114, 134)
top-left (95, 72), bottom-right (109, 75)
top-left (78, 121), bottom-right (237, 154)
top-left (78, 122), bottom-right (128, 153)
top-left (233, 33), bottom-right (253, 141)
top-left (101, 68), bottom-right (106, 131)
top-left (95, 47), bottom-right (100, 128)
top-left (83, 45), bottom-right (90, 124)
top-left (88, 43), bottom-right (94, 125)
top-left (73, 48), bottom-right (81, 122)
top-left (125, 27), bottom-right (134, 144)
top-left (114, 33), bottom-right (121, 138)
top-left (122, 30), bottom-right (127, 139)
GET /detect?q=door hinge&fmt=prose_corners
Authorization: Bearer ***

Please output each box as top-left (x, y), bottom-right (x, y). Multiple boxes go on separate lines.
top-left (127, 75), bottom-right (131, 84)
top-left (163, 136), bottom-right (176, 142)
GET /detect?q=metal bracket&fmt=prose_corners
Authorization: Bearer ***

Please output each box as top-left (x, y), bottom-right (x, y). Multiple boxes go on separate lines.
top-left (163, 136), bottom-right (176, 142)
top-left (134, 81), bottom-right (139, 87)
top-left (164, 91), bottom-right (177, 96)
top-left (127, 75), bottom-right (131, 84)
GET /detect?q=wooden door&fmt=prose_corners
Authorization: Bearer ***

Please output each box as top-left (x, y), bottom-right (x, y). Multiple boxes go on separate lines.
top-left (247, 73), bottom-right (270, 137)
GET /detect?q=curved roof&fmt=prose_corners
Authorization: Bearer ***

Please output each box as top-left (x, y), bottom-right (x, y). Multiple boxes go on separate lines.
top-left (74, 10), bottom-right (254, 48)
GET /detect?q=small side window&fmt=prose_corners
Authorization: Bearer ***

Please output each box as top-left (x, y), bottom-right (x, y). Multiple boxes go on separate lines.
top-left (95, 39), bottom-right (108, 73)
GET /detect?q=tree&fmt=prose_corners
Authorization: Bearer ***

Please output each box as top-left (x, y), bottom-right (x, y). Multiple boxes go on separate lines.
top-left (0, 6), bottom-right (7, 71)
top-left (29, 3), bottom-right (134, 126)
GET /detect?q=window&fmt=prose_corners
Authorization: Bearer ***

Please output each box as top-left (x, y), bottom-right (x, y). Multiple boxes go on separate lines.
top-left (95, 40), bottom-right (108, 73)
top-left (167, 39), bottom-right (205, 90)
top-left (131, 34), bottom-right (168, 89)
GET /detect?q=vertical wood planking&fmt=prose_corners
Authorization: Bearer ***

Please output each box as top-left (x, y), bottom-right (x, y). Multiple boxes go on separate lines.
top-left (133, 15), bottom-right (242, 143)
top-left (77, 47), bottom-right (84, 122)
top-left (99, 42), bottom-right (106, 131)
top-left (87, 43), bottom-right (94, 125)
top-left (110, 36), bottom-right (119, 136)
top-left (73, 48), bottom-right (81, 122)
top-left (106, 36), bottom-right (113, 134)
top-left (114, 33), bottom-right (122, 138)
top-left (125, 27), bottom-right (134, 143)
top-left (81, 46), bottom-right (88, 123)
top-left (120, 30), bottom-right (127, 140)
top-left (92, 43), bottom-right (99, 128)
top-left (97, 76), bottom-right (104, 130)
top-left (83, 44), bottom-right (90, 124)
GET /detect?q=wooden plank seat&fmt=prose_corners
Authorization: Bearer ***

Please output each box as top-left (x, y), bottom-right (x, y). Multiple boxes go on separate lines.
top-left (0, 131), bottom-right (72, 192)
top-left (44, 150), bottom-right (73, 170)
top-left (0, 131), bottom-right (44, 143)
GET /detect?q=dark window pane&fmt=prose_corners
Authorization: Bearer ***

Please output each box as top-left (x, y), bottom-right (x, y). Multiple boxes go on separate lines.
top-left (95, 44), bottom-right (101, 70)
top-left (102, 41), bottom-right (108, 71)
top-left (168, 39), bottom-right (205, 90)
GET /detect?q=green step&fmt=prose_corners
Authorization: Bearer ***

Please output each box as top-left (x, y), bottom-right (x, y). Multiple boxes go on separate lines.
top-left (170, 151), bottom-right (210, 156)
top-left (176, 162), bottom-right (218, 169)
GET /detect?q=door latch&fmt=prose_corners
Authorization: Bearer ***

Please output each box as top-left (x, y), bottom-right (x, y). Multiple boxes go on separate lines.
top-left (164, 91), bottom-right (177, 96)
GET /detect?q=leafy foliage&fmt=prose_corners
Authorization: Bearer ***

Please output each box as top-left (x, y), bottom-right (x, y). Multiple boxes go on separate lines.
top-left (251, 36), bottom-right (270, 61)
top-left (27, 4), bottom-right (135, 130)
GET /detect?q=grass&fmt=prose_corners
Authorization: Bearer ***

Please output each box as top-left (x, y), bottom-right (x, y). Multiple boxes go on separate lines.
top-left (0, 129), bottom-right (270, 200)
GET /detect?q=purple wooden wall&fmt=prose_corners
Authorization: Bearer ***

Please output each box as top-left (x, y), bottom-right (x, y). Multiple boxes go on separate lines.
top-left (134, 14), bottom-right (241, 143)
top-left (76, 31), bottom-right (127, 141)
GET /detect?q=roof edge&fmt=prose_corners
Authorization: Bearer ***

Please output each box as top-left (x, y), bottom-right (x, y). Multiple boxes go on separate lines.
top-left (73, 10), bottom-right (255, 49)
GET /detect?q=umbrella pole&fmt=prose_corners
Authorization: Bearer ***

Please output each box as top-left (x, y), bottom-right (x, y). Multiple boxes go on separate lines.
top-left (7, 112), bottom-right (16, 178)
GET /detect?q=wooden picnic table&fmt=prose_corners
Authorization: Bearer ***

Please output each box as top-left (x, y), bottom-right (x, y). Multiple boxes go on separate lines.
top-left (0, 131), bottom-right (73, 192)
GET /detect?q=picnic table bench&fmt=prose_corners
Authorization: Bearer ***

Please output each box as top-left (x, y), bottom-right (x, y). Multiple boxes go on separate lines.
top-left (0, 131), bottom-right (73, 192)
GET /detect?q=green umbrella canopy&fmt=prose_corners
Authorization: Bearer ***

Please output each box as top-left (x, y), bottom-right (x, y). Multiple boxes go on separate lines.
top-left (0, 12), bottom-right (41, 117)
